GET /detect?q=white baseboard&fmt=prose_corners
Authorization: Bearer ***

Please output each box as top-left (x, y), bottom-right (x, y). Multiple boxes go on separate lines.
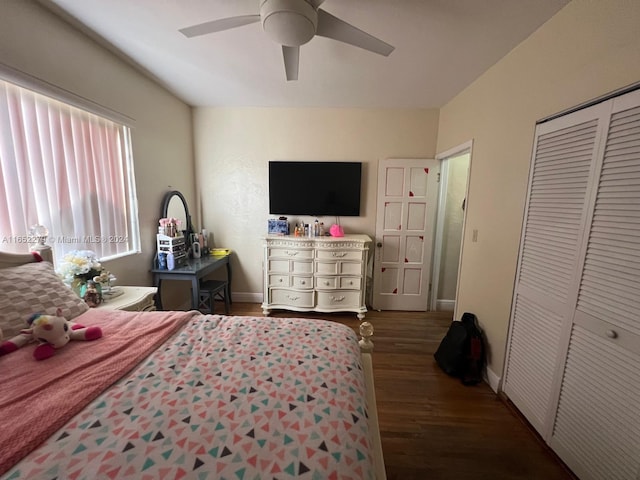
top-left (485, 366), bottom-right (501, 393)
top-left (232, 292), bottom-right (263, 303)
top-left (436, 299), bottom-right (455, 312)
top-left (178, 292), bottom-right (262, 310)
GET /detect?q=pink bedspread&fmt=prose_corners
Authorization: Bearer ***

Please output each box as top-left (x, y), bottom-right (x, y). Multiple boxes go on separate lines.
top-left (0, 309), bottom-right (197, 476)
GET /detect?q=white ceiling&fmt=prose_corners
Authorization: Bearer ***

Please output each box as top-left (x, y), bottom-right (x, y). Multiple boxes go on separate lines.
top-left (43, 0), bottom-right (569, 108)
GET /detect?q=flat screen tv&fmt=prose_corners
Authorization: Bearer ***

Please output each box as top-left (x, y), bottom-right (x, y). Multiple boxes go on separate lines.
top-left (269, 161), bottom-right (362, 216)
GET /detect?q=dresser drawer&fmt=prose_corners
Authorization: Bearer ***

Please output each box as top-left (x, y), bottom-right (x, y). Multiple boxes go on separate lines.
top-left (317, 250), bottom-right (363, 261)
top-left (269, 248), bottom-right (313, 259)
top-left (269, 274), bottom-right (289, 287)
top-left (317, 291), bottom-right (361, 309)
top-left (316, 276), bottom-right (338, 290)
top-left (340, 262), bottom-right (363, 275)
top-left (268, 259), bottom-right (290, 273)
top-left (316, 261), bottom-right (363, 276)
top-left (316, 276), bottom-right (361, 290)
top-left (270, 288), bottom-right (314, 307)
top-left (292, 260), bottom-right (313, 274)
top-left (292, 275), bottom-right (313, 289)
top-left (316, 261), bottom-right (338, 275)
top-left (339, 277), bottom-right (361, 290)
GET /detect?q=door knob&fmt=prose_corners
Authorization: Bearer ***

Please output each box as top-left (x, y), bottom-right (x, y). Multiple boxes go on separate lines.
top-left (376, 242), bottom-right (382, 248)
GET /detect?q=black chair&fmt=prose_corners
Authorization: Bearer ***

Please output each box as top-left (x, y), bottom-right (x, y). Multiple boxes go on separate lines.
top-left (198, 279), bottom-right (230, 314)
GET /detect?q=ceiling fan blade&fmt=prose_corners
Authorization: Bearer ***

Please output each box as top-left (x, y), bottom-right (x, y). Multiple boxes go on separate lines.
top-left (282, 46), bottom-right (299, 81)
top-left (179, 14), bottom-right (260, 38)
top-left (315, 9), bottom-right (394, 56)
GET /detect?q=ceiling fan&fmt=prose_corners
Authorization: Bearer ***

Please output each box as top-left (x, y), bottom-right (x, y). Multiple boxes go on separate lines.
top-left (179, 0), bottom-right (395, 81)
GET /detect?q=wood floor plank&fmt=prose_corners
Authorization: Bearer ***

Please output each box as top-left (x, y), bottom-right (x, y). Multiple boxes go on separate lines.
top-left (226, 303), bottom-right (576, 479)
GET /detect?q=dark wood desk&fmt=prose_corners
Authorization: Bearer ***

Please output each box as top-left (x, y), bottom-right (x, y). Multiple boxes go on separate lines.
top-left (151, 254), bottom-right (231, 310)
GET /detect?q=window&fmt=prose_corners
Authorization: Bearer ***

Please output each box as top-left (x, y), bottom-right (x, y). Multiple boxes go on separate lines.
top-left (0, 76), bottom-right (140, 261)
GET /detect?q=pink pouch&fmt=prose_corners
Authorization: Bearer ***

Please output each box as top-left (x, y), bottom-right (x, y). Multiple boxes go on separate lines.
top-left (329, 224), bottom-right (344, 237)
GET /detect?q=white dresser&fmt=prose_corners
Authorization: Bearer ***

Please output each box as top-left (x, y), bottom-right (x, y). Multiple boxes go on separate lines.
top-left (262, 234), bottom-right (371, 319)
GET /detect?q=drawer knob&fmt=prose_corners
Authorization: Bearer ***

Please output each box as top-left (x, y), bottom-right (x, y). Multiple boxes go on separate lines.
top-left (279, 278), bottom-right (283, 282)
top-left (301, 280), bottom-right (306, 285)
top-left (606, 330), bottom-right (618, 339)
top-left (325, 281), bottom-right (330, 286)
top-left (332, 252), bottom-right (347, 257)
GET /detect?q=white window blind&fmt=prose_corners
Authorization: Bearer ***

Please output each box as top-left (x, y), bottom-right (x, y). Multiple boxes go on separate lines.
top-left (0, 78), bottom-right (140, 261)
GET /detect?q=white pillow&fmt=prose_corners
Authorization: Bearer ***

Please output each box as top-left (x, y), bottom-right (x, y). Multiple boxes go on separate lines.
top-left (0, 261), bottom-right (89, 339)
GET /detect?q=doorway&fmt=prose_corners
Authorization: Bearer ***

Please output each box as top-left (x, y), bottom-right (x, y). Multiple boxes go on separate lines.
top-left (430, 142), bottom-right (472, 312)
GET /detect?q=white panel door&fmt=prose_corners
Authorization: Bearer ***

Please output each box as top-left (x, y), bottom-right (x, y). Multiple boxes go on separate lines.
top-left (372, 158), bottom-right (439, 310)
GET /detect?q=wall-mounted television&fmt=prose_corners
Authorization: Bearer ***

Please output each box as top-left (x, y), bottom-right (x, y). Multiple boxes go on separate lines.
top-left (269, 161), bottom-right (362, 216)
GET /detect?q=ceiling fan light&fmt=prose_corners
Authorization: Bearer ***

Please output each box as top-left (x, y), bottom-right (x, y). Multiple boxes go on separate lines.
top-left (261, 0), bottom-right (318, 47)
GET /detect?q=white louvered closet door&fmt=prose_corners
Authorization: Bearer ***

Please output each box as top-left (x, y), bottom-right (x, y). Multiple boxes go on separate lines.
top-left (549, 91), bottom-right (640, 480)
top-left (502, 102), bottom-right (610, 435)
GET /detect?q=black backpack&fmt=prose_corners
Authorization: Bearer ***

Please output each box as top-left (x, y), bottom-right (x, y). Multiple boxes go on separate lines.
top-left (434, 312), bottom-right (485, 386)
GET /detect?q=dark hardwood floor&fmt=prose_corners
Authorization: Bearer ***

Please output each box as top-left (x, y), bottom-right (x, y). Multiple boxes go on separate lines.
top-left (226, 303), bottom-right (575, 480)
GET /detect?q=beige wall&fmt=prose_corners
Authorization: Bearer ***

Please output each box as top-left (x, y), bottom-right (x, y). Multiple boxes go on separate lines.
top-left (193, 108), bottom-right (440, 297)
top-left (0, 0), bottom-right (195, 286)
top-left (436, 0), bottom-right (640, 382)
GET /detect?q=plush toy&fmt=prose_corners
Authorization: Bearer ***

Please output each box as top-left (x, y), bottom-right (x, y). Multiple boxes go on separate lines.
top-left (0, 308), bottom-right (102, 360)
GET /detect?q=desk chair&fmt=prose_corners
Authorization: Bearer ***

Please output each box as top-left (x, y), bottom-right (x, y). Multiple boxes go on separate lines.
top-left (198, 279), bottom-right (230, 314)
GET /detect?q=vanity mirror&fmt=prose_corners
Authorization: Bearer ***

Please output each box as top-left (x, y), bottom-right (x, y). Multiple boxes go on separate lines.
top-left (160, 190), bottom-right (194, 241)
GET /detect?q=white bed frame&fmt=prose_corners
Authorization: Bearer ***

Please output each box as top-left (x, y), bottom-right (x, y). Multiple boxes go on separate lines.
top-left (359, 322), bottom-right (387, 479)
top-left (0, 245), bottom-right (387, 479)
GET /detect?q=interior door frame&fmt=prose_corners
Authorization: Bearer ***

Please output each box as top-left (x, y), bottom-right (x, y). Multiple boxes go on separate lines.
top-left (431, 140), bottom-right (474, 318)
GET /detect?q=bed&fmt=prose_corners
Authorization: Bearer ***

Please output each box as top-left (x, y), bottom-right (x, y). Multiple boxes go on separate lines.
top-left (0, 248), bottom-right (385, 479)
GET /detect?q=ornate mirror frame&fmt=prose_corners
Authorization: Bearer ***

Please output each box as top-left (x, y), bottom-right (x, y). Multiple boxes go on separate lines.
top-left (160, 190), bottom-right (194, 242)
